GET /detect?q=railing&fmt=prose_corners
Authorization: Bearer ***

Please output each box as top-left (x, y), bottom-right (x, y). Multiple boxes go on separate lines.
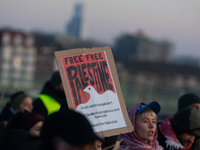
top-left (1, 79), bottom-right (199, 122)
top-left (120, 81), bottom-right (200, 121)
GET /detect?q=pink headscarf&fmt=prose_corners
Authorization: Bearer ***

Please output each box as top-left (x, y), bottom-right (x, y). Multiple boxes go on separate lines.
top-left (159, 116), bottom-right (193, 150)
top-left (117, 102), bottom-right (163, 150)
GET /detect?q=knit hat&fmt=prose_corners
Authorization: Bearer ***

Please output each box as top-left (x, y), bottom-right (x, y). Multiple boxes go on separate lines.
top-left (50, 71), bottom-right (62, 86)
top-left (171, 107), bottom-right (200, 136)
top-left (19, 113), bottom-right (44, 131)
top-left (10, 92), bottom-right (30, 110)
top-left (40, 109), bottom-right (102, 146)
top-left (178, 93), bottom-right (200, 110)
top-left (0, 129), bottom-right (40, 150)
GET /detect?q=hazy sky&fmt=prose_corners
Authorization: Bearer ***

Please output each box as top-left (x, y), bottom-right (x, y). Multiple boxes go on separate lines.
top-left (0, 0), bottom-right (200, 58)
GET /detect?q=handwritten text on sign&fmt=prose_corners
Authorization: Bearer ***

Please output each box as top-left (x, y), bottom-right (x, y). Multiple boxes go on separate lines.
top-left (61, 51), bottom-right (126, 132)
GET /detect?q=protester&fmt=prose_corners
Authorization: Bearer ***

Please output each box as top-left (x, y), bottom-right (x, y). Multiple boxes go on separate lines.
top-left (0, 91), bottom-right (33, 123)
top-left (117, 101), bottom-right (163, 150)
top-left (39, 108), bottom-right (102, 150)
top-left (33, 70), bottom-right (68, 118)
top-left (178, 93), bottom-right (200, 150)
top-left (3, 112), bottom-right (44, 137)
top-left (157, 107), bottom-right (200, 150)
top-left (20, 112), bottom-right (44, 137)
top-left (0, 129), bottom-right (40, 150)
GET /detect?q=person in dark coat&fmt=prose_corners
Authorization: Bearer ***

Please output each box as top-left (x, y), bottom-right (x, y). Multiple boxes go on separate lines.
top-left (3, 111), bottom-right (44, 137)
top-left (0, 129), bottom-right (40, 150)
top-left (178, 93), bottom-right (200, 150)
top-left (33, 71), bottom-right (68, 118)
top-left (39, 108), bottom-right (102, 150)
top-left (0, 91), bottom-right (33, 124)
top-left (157, 107), bottom-right (200, 150)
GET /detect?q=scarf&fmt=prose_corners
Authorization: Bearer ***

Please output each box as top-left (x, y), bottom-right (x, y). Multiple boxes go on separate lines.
top-left (117, 102), bottom-right (163, 150)
top-left (159, 116), bottom-right (193, 150)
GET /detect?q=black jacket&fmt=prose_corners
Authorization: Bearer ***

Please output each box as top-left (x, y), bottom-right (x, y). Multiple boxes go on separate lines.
top-left (191, 138), bottom-right (200, 150)
top-left (157, 122), bottom-right (169, 150)
top-left (32, 81), bottom-right (68, 118)
top-left (157, 107), bottom-right (200, 150)
top-left (0, 104), bottom-right (16, 123)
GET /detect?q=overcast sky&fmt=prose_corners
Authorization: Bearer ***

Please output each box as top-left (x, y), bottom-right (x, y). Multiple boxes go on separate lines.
top-left (0, 0), bottom-right (200, 58)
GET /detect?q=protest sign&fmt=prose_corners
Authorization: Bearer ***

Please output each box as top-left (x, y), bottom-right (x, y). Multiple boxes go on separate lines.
top-left (55, 46), bottom-right (133, 137)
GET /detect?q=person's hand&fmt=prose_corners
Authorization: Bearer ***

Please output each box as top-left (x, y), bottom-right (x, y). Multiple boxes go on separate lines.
top-left (113, 139), bottom-right (123, 150)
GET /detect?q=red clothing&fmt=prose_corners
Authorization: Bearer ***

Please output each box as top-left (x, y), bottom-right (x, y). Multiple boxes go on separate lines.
top-left (159, 116), bottom-right (193, 150)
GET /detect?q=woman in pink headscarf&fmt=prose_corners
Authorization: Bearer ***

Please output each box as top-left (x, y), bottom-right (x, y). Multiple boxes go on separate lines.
top-left (117, 101), bottom-right (163, 150)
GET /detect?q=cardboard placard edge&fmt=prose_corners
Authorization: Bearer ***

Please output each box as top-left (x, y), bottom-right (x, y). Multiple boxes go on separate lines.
top-left (55, 46), bottom-right (134, 137)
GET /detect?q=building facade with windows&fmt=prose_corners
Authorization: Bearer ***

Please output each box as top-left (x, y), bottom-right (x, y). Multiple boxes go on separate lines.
top-left (113, 31), bottom-right (172, 63)
top-left (0, 29), bottom-right (37, 89)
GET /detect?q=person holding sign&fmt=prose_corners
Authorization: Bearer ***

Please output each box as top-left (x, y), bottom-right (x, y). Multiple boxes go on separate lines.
top-left (117, 101), bottom-right (163, 150)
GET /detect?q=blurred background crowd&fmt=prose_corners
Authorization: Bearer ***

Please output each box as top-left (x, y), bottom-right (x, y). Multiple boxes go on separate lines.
top-left (0, 0), bottom-right (200, 121)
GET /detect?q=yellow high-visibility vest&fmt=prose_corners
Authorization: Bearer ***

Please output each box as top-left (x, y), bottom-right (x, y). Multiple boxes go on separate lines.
top-left (38, 94), bottom-right (61, 116)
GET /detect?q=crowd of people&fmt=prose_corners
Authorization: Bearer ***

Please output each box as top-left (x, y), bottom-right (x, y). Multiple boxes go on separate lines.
top-left (1, 70), bottom-right (200, 150)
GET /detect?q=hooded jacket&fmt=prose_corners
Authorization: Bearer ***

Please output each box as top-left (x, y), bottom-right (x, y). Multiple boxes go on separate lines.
top-left (158, 107), bottom-right (200, 150)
